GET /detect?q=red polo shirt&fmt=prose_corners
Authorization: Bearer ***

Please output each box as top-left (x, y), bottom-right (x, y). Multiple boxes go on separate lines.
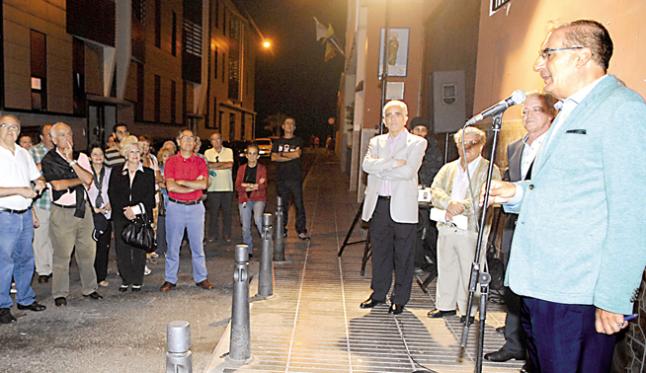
top-left (164, 153), bottom-right (208, 201)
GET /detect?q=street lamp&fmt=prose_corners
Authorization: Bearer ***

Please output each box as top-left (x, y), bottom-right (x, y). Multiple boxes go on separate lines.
top-left (261, 39), bottom-right (272, 50)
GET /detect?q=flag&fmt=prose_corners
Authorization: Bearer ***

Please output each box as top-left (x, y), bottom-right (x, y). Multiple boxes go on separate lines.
top-left (314, 17), bottom-right (344, 62)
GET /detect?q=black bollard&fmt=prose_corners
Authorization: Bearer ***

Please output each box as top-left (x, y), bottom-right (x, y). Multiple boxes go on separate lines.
top-left (257, 213), bottom-right (274, 298)
top-left (274, 196), bottom-right (285, 261)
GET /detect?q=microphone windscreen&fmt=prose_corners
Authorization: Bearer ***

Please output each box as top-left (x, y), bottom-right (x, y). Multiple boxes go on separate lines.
top-left (511, 90), bottom-right (526, 105)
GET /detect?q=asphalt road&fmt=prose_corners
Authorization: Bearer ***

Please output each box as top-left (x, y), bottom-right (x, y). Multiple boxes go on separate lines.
top-left (0, 150), bottom-right (319, 373)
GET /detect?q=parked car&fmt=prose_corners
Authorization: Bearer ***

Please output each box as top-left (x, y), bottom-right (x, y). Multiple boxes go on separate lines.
top-left (254, 138), bottom-right (273, 158)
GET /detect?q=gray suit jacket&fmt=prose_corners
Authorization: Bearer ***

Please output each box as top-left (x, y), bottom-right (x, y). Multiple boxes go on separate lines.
top-left (361, 131), bottom-right (427, 223)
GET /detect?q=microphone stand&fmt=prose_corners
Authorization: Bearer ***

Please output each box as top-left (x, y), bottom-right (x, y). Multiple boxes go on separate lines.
top-left (459, 112), bottom-right (503, 373)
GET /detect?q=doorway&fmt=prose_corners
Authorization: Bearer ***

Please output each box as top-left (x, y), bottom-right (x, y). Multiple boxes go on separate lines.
top-left (87, 102), bottom-right (116, 149)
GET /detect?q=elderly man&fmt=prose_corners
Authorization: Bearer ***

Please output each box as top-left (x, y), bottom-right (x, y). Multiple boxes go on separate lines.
top-left (484, 93), bottom-right (556, 369)
top-left (204, 132), bottom-right (234, 243)
top-left (486, 20), bottom-right (646, 372)
top-left (42, 122), bottom-right (102, 306)
top-left (29, 123), bottom-right (55, 283)
top-left (359, 100), bottom-right (427, 315)
top-left (161, 129), bottom-right (214, 292)
top-left (428, 127), bottom-right (501, 324)
top-left (0, 115), bottom-right (47, 323)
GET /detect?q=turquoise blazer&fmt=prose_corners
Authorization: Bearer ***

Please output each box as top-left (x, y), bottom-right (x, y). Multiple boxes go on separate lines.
top-left (504, 75), bottom-right (646, 314)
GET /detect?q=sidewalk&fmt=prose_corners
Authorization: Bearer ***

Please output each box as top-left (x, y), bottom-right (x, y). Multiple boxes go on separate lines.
top-left (207, 152), bottom-right (523, 373)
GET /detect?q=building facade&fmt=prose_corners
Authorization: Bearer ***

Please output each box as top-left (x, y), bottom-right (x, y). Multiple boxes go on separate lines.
top-left (0, 0), bottom-right (257, 149)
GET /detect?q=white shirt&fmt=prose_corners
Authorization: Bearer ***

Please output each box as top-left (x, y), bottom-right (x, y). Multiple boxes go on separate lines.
top-left (520, 133), bottom-right (547, 179)
top-left (205, 147), bottom-right (234, 192)
top-left (451, 156), bottom-right (482, 201)
top-left (0, 144), bottom-right (41, 210)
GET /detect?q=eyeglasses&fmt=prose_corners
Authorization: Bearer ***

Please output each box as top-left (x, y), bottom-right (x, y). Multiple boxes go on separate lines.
top-left (0, 123), bottom-right (20, 132)
top-left (457, 139), bottom-right (482, 150)
top-left (539, 46), bottom-right (584, 60)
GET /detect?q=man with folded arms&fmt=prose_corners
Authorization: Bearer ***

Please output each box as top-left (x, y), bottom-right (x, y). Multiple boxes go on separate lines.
top-left (160, 129), bottom-right (214, 292)
top-left (42, 122), bottom-right (102, 307)
top-left (0, 115), bottom-right (47, 323)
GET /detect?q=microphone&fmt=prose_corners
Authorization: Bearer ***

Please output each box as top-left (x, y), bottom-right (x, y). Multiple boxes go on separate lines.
top-left (465, 90), bottom-right (526, 126)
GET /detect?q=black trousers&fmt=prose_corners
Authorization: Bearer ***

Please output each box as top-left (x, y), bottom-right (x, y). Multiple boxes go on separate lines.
top-left (93, 222), bottom-right (112, 282)
top-left (369, 198), bottom-right (416, 305)
top-left (113, 219), bottom-right (146, 286)
top-left (277, 178), bottom-right (307, 233)
top-left (414, 207), bottom-right (438, 277)
top-left (206, 191), bottom-right (234, 239)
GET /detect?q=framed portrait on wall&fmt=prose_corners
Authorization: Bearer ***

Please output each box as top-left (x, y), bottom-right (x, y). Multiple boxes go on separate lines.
top-left (378, 28), bottom-right (409, 78)
top-left (386, 82), bottom-right (405, 100)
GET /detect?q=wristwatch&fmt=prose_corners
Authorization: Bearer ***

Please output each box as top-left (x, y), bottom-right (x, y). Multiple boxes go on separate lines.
top-left (68, 160), bottom-right (77, 167)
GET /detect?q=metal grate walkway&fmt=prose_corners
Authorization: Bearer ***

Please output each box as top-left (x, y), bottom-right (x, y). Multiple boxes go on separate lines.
top-left (207, 154), bottom-right (524, 373)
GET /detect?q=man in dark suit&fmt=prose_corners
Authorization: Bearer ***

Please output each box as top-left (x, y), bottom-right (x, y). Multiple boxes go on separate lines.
top-left (484, 93), bottom-right (556, 371)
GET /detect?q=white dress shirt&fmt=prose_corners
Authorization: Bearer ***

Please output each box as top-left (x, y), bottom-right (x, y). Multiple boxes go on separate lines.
top-left (451, 156), bottom-right (482, 201)
top-left (0, 145), bottom-right (41, 210)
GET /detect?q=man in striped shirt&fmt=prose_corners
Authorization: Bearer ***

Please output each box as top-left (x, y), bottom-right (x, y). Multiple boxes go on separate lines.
top-left (104, 123), bottom-right (129, 168)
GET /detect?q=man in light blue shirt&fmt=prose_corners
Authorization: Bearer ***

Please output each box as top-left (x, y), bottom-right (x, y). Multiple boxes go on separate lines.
top-left (485, 20), bottom-right (646, 372)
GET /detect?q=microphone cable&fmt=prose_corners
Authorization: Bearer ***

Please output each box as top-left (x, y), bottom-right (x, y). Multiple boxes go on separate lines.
top-left (393, 315), bottom-right (439, 373)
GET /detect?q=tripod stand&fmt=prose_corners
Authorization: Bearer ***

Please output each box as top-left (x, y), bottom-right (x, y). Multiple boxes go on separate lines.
top-left (337, 201), bottom-right (372, 276)
top-left (459, 112), bottom-right (503, 373)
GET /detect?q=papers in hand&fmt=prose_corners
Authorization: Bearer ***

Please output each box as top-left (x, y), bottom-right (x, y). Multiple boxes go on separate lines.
top-left (430, 208), bottom-right (468, 230)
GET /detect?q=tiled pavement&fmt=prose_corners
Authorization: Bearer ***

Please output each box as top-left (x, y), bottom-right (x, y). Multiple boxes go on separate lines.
top-left (207, 153), bottom-right (524, 373)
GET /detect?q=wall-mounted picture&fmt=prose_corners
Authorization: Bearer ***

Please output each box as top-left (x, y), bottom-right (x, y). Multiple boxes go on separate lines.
top-left (378, 28), bottom-right (409, 78)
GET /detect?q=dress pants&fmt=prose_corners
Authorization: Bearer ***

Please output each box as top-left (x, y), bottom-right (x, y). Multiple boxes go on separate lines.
top-left (368, 198), bottom-right (416, 305)
top-left (113, 219), bottom-right (145, 286)
top-left (277, 178), bottom-right (307, 234)
top-left (49, 203), bottom-right (98, 298)
top-left (414, 207), bottom-right (438, 276)
top-left (520, 297), bottom-right (616, 373)
top-left (164, 201), bottom-right (208, 284)
top-left (32, 206), bottom-right (53, 276)
top-left (207, 191), bottom-right (233, 240)
top-left (435, 227), bottom-right (485, 316)
top-left (0, 210), bottom-right (36, 308)
top-left (93, 222), bottom-right (112, 283)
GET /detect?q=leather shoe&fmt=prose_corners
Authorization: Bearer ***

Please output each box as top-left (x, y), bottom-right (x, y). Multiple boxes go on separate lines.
top-left (484, 348), bottom-right (525, 362)
top-left (17, 301), bottom-right (46, 312)
top-left (460, 315), bottom-right (476, 325)
top-left (37, 274), bottom-right (51, 283)
top-left (389, 304), bottom-right (404, 315)
top-left (83, 291), bottom-right (103, 300)
top-left (160, 281), bottom-right (176, 292)
top-left (196, 279), bottom-right (214, 290)
top-left (427, 309), bottom-right (456, 318)
top-left (359, 298), bottom-right (383, 309)
top-left (54, 297), bottom-right (67, 307)
top-left (0, 308), bottom-right (16, 324)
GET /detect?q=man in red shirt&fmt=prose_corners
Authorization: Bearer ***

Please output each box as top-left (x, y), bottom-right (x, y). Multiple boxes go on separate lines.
top-left (160, 129), bottom-right (214, 291)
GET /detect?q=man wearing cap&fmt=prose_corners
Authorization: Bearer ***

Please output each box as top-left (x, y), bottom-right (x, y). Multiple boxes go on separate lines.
top-left (410, 117), bottom-right (444, 279)
top-left (0, 115), bottom-right (47, 323)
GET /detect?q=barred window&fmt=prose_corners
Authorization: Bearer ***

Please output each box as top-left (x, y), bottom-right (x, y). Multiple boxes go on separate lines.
top-left (183, 19), bottom-right (202, 57)
top-left (490, 0), bottom-right (510, 14)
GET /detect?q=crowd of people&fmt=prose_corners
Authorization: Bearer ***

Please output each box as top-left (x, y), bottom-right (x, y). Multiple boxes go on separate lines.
top-left (0, 116), bottom-right (311, 324)
top-left (359, 19), bottom-right (645, 373)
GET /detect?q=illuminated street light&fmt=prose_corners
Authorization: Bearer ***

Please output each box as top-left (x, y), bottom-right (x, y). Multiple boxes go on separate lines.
top-left (262, 39), bottom-right (272, 50)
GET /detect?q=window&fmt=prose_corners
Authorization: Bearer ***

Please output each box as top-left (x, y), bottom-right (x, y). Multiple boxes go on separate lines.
top-left (132, 0), bottom-right (145, 22)
top-left (229, 112), bottom-right (235, 140)
top-left (72, 38), bottom-right (86, 115)
top-left (213, 48), bottom-right (218, 78)
top-left (208, 98), bottom-right (217, 129)
top-left (213, 0), bottom-right (219, 29)
top-left (170, 80), bottom-right (176, 124)
top-left (154, 0), bottom-right (161, 48)
top-left (222, 52), bottom-right (226, 81)
top-left (490, 0), bottom-right (511, 14)
top-left (171, 12), bottom-right (177, 56)
top-left (182, 0), bottom-right (202, 83)
top-left (154, 74), bottom-right (160, 122)
top-left (135, 63), bottom-right (144, 121)
top-left (30, 30), bottom-right (47, 111)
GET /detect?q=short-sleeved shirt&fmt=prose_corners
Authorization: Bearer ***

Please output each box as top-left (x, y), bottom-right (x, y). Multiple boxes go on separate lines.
top-left (0, 144), bottom-right (41, 210)
top-left (204, 146), bottom-right (234, 192)
top-left (29, 142), bottom-right (52, 209)
top-left (164, 153), bottom-right (208, 201)
top-left (104, 146), bottom-right (125, 168)
top-left (272, 136), bottom-right (304, 181)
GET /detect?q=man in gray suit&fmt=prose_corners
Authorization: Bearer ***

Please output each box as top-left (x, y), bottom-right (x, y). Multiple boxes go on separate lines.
top-left (484, 93), bottom-right (556, 368)
top-left (486, 20), bottom-right (646, 372)
top-left (359, 100), bottom-right (427, 315)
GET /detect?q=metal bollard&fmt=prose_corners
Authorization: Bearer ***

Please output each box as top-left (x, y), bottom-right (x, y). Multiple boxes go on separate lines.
top-left (229, 244), bottom-right (251, 361)
top-left (166, 320), bottom-right (192, 373)
top-left (274, 196), bottom-right (285, 261)
top-left (257, 213), bottom-right (274, 298)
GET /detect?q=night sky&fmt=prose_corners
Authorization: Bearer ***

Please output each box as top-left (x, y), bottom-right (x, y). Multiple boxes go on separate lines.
top-left (236, 0), bottom-right (347, 140)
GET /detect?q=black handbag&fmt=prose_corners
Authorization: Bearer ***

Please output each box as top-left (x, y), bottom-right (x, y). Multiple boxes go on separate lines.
top-left (121, 211), bottom-right (156, 253)
top-left (84, 188), bottom-right (110, 242)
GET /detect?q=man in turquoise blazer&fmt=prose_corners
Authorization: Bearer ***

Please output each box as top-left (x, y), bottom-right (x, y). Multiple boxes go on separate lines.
top-left (486, 20), bottom-right (646, 372)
